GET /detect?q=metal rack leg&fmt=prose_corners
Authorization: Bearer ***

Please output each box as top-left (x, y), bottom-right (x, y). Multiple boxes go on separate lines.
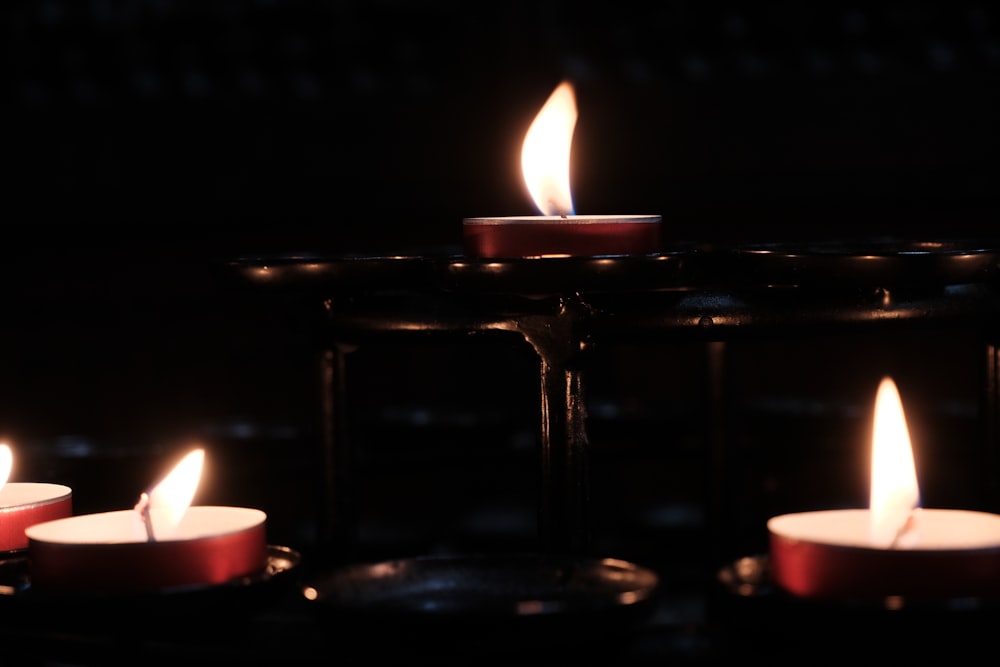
top-left (515, 294), bottom-right (595, 556)
top-left (536, 355), bottom-right (591, 555)
top-left (318, 343), bottom-right (359, 563)
top-left (985, 338), bottom-right (1000, 512)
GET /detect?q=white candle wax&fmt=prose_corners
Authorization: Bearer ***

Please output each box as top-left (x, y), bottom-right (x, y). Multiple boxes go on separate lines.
top-left (0, 483), bottom-right (72, 511)
top-left (769, 508), bottom-right (1000, 551)
top-left (26, 505), bottom-right (265, 544)
top-left (768, 507), bottom-right (1000, 600)
top-left (26, 506), bottom-right (268, 594)
top-left (0, 482), bottom-right (73, 552)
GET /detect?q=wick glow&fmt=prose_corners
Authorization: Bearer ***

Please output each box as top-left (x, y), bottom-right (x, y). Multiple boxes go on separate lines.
top-left (521, 81), bottom-right (577, 217)
top-left (136, 448), bottom-right (205, 539)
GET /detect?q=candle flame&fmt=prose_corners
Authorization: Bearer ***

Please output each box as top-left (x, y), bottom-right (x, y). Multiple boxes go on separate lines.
top-left (868, 377), bottom-right (921, 547)
top-left (139, 448), bottom-right (205, 538)
top-left (0, 444), bottom-right (11, 491)
top-left (521, 81), bottom-right (577, 217)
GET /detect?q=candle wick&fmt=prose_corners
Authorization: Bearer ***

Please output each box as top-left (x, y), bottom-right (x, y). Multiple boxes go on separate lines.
top-left (887, 509), bottom-right (918, 549)
top-left (134, 491), bottom-right (157, 543)
top-left (546, 197), bottom-right (569, 219)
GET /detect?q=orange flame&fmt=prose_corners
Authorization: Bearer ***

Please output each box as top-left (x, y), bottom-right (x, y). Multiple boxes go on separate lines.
top-left (868, 377), bottom-right (920, 547)
top-left (521, 81), bottom-right (578, 216)
top-left (140, 448), bottom-right (205, 537)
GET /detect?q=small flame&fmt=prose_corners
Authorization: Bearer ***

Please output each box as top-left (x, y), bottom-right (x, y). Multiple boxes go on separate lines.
top-left (521, 81), bottom-right (577, 217)
top-left (139, 448), bottom-right (205, 537)
top-left (0, 444), bottom-right (11, 491)
top-left (868, 377), bottom-right (921, 547)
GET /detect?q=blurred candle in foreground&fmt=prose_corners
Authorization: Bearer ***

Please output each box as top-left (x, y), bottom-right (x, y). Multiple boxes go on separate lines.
top-left (26, 447), bottom-right (267, 594)
top-left (768, 376), bottom-right (1000, 601)
top-left (0, 442), bottom-right (73, 553)
top-left (463, 80), bottom-right (661, 258)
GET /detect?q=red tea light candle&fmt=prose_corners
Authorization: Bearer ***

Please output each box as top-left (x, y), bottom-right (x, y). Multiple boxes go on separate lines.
top-left (768, 377), bottom-right (1000, 602)
top-left (0, 443), bottom-right (72, 553)
top-left (26, 448), bottom-right (268, 594)
top-left (463, 81), bottom-right (661, 258)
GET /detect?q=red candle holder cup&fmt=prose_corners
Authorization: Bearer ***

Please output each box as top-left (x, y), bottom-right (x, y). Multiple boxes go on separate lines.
top-left (25, 506), bottom-right (268, 594)
top-left (462, 215), bottom-right (662, 259)
top-left (0, 483), bottom-right (73, 553)
top-left (768, 509), bottom-right (1000, 602)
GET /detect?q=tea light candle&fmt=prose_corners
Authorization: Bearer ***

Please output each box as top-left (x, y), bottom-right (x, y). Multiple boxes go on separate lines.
top-left (0, 444), bottom-right (73, 553)
top-left (26, 448), bottom-right (268, 594)
top-left (462, 81), bottom-right (661, 258)
top-left (768, 377), bottom-right (1000, 601)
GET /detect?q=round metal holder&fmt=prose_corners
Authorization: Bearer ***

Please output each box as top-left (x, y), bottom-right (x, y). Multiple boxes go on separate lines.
top-left (230, 244), bottom-right (712, 296)
top-left (0, 545), bottom-right (301, 619)
top-left (725, 238), bottom-right (1000, 288)
top-left (715, 554), bottom-right (1000, 660)
top-left (301, 552), bottom-right (661, 660)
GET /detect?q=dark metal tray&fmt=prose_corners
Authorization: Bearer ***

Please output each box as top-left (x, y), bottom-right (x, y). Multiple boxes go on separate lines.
top-left (727, 238), bottom-right (1000, 287)
top-left (0, 544), bottom-right (300, 609)
top-left (301, 552), bottom-right (661, 657)
top-left (715, 553), bottom-right (1000, 660)
top-left (230, 238), bottom-right (1000, 296)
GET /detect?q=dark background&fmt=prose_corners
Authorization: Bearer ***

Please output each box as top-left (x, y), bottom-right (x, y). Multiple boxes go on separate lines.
top-left (2, 0), bottom-right (1000, 569)
top-left (8, 1), bottom-right (1000, 251)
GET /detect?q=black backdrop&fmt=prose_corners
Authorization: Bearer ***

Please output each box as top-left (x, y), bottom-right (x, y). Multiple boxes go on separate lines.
top-left (8, 1), bottom-right (1000, 254)
top-left (3, 0), bottom-right (1000, 548)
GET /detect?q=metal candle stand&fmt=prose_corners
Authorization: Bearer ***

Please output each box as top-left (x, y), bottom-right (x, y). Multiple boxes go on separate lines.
top-left (234, 241), bottom-right (1000, 555)
top-left (232, 239), bottom-right (1000, 657)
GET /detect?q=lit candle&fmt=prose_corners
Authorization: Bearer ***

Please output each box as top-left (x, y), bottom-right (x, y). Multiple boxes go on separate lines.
top-left (0, 442), bottom-right (73, 553)
top-left (768, 376), bottom-right (1000, 601)
top-left (462, 81), bottom-right (661, 258)
top-left (25, 447), bottom-right (268, 594)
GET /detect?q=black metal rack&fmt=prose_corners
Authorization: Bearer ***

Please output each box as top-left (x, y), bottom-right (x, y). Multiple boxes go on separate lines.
top-left (232, 240), bottom-right (1000, 563)
top-left (0, 239), bottom-right (995, 663)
